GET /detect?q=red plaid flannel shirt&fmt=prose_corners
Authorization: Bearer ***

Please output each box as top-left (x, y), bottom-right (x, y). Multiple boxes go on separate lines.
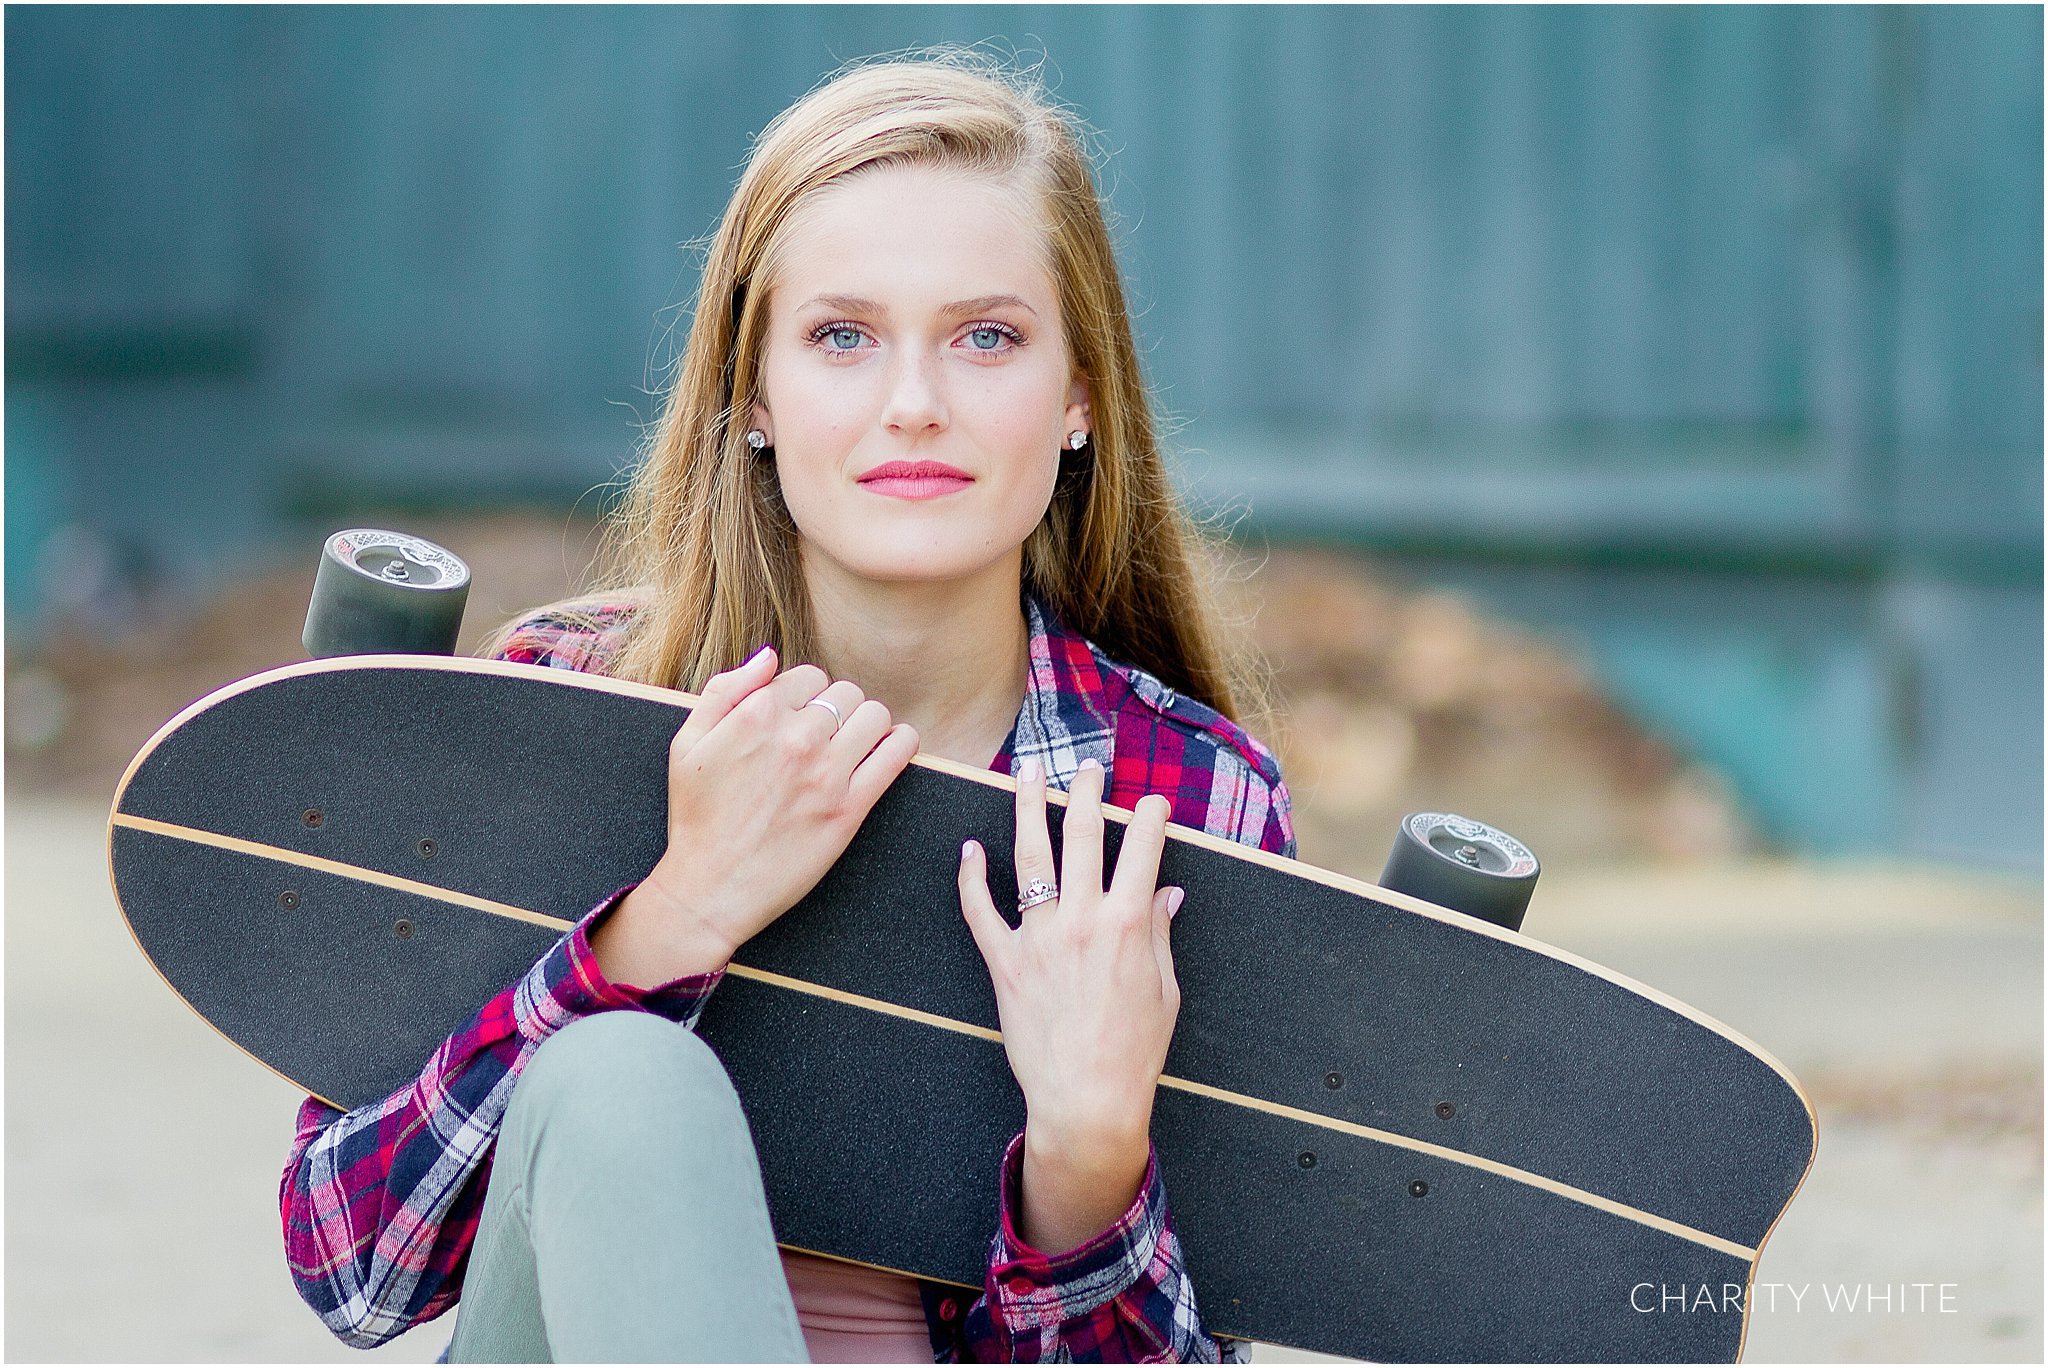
top-left (281, 589), bottom-right (1295, 1361)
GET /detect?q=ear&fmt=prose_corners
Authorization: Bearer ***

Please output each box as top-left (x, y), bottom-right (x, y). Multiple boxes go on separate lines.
top-left (1064, 375), bottom-right (1092, 435)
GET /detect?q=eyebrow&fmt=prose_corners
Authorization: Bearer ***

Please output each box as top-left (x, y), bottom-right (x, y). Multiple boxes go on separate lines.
top-left (797, 293), bottom-right (1039, 320)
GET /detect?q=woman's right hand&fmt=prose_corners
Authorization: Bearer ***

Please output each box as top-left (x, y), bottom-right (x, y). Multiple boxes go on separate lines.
top-left (591, 644), bottom-right (921, 989)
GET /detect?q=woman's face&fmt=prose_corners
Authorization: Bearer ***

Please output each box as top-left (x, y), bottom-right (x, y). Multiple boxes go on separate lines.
top-left (753, 162), bottom-right (1089, 594)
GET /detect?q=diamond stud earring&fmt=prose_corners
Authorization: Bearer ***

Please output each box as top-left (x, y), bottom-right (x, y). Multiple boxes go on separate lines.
top-left (746, 429), bottom-right (768, 451)
top-left (1067, 430), bottom-right (1089, 451)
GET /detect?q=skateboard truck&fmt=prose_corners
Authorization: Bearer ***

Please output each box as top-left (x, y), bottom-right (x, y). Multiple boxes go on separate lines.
top-left (1380, 812), bottom-right (1540, 931)
top-left (303, 529), bottom-right (471, 658)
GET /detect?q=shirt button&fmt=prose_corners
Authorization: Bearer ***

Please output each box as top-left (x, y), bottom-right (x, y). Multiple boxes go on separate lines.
top-left (1005, 1276), bottom-right (1034, 1297)
top-left (939, 1298), bottom-right (960, 1322)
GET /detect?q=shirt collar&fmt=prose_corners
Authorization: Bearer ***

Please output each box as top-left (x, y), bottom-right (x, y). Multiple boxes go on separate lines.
top-left (997, 589), bottom-right (1118, 787)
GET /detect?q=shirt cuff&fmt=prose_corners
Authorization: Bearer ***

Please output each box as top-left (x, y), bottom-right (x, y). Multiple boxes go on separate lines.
top-left (513, 885), bottom-right (725, 1042)
top-left (986, 1130), bottom-right (1169, 1330)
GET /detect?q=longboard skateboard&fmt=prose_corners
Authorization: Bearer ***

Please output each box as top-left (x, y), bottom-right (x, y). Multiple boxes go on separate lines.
top-left (108, 654), bottom-right (1814, 1362)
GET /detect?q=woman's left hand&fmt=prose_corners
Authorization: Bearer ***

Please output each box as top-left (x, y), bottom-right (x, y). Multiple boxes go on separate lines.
top-left (958, 756), bottom-right (1186, 1253)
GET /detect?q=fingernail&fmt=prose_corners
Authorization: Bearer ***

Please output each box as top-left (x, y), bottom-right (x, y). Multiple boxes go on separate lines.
top-left (1020, 756), bottom-right (1041, 784)
top-left (962, 839), bottom-right (978, 860)
top-left (1079, 757), bottom-right (1101, 774)
top-left (746, 643), bottom-right (772, 666)
top-left (1167, 887), bottom-right (1186, 919)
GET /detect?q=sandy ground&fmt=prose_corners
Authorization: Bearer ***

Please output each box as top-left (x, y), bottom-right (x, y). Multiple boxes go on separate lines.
top-left (6, 796), bottom-right (2040, 1363)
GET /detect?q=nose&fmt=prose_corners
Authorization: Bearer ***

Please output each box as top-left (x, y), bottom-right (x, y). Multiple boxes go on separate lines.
top-left (878, 346), bottom-right (948, 438)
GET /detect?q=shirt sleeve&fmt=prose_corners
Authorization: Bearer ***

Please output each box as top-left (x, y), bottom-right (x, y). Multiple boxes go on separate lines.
top-left (952, 1134), bottom-right (1233, 1363)
top-left (279, 889), bottom-right (719, 1348)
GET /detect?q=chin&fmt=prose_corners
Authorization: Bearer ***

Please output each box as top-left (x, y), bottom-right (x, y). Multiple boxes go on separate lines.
top-left (814, 536), bottom-right (1024, 590)
top-left (849, 555), bottom-right (1007, 587)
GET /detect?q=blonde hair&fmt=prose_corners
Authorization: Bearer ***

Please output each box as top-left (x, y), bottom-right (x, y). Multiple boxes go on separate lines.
top-left (495, 46), bottom-right (1262, 722)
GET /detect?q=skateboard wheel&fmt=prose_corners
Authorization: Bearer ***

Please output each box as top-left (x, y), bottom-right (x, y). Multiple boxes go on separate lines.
top-left (1380, 812), bottom-right (1539, 932)
top-left (303, 529), bottom-right (470, 658)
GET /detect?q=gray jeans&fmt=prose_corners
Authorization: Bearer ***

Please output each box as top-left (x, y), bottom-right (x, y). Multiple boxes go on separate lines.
top-left (447, 1011), bottom-right (811, 1362)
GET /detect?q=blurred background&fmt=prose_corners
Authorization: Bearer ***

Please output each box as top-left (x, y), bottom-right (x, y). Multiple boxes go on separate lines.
top-left (6, 6), bottom-right (2040, 1362)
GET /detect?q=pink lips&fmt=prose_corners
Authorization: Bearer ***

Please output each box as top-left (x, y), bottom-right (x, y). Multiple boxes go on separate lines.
top-left (856, 459), bottom-right (973, 501)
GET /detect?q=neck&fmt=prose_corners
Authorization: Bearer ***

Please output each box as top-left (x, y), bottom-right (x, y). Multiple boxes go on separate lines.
top-left (799, 550), bottom-right (1031, 770)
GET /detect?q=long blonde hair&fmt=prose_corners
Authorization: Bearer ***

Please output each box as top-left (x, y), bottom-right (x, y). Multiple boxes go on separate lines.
top-left (498, 47), bottom-right (1261, 722)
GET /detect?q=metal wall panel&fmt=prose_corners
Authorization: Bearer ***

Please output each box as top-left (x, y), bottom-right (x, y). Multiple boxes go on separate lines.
top-left (1892, 5), bottom-right (2044, 563)
top-left (10, 6), bottom-right (2035, 531)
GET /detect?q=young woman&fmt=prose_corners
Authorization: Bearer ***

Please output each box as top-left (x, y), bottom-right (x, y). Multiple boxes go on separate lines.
top-left (282, 49), bottom-right (1294, 1363)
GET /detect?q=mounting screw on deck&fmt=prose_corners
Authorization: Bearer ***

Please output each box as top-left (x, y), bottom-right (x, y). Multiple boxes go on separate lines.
top-left (1298, 1151), bottom-right (1317, 1169)
top-left (417, 838), bottom-right (438, 859)
top-left (1379, 812), bottom-right (1540, 931)
top-left (1324, 1072), bottom-right (1344, 1090)
top-left (278, 890), bottom-right (300, 910)
top-left (393, 918), bottom-right (415, 939)
top-left (1435, 1101), bottom-right (1457, 1119)
top-left (302, 809), bottom-right (324, 829)
top-left (303, 529), bottom-right (470, 658)
top-left (1409, 1180), bottom-right (1430, 1198)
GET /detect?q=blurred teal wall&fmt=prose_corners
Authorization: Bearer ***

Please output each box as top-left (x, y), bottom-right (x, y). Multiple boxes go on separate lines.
top-left (6, 5), bottom-right (2040, 867)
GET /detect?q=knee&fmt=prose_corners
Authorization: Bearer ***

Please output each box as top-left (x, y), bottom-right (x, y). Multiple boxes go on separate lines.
top-left (506, 1013), bottom-right (741, 1153)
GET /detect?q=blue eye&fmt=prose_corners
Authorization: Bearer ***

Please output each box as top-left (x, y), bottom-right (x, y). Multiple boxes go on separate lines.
top-left (964, 323), bottom-right (1023, 353)
top-left (805, 321), bottom-right (869, 354)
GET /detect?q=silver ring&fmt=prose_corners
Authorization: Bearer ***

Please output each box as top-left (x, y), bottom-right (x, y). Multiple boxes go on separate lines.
top-left (804, 697), bottom-right (843, 726)
top-left (1017, 879), bottom-right (1059, 912)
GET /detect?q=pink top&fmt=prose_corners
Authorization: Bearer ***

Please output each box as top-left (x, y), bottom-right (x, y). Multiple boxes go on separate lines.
top-left (781, 1250), bottom-right (933, 1363)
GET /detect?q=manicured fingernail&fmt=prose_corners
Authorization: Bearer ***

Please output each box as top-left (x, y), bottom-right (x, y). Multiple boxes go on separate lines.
top-left (1167, 887), bottom-right (1186, 919)
top-left (1079, 758), bottom-right (1101, 774)
top-left (746, 644), bottom-right (772, 666)
top-left (962, 839), bottom-right (978, 860)
top-left (1020, 757), bottom-right (1041, 783)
